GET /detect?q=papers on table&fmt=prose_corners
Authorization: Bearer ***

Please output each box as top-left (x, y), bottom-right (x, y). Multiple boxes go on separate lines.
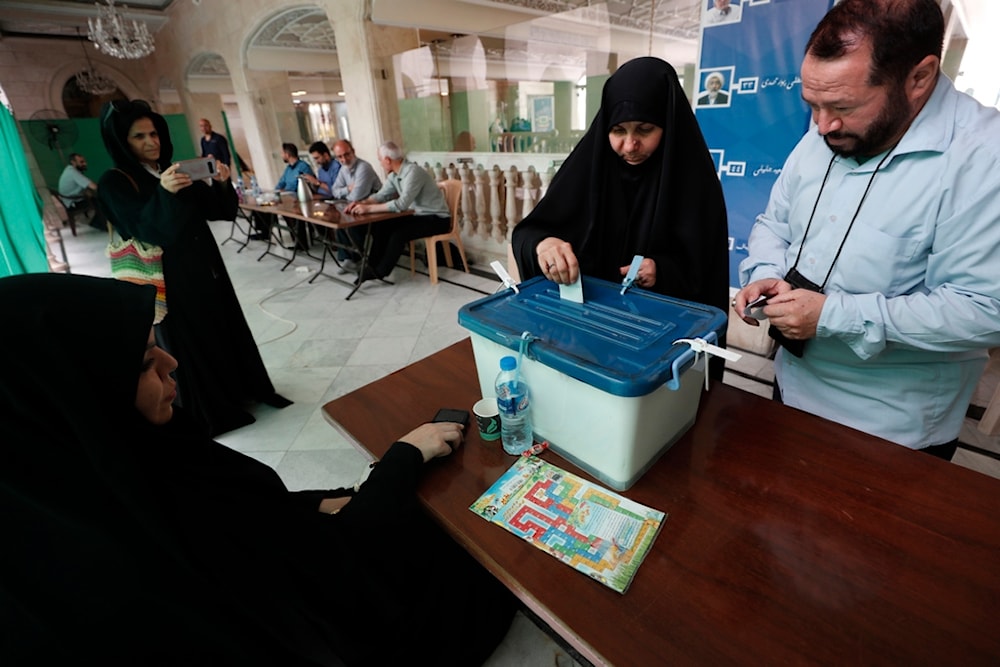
top-left (470, 456), bottom-right (665, 594)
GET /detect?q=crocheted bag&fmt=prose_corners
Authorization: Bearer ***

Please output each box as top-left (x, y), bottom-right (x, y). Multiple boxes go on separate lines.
top-left (105, 169), bottom-right (167, 324)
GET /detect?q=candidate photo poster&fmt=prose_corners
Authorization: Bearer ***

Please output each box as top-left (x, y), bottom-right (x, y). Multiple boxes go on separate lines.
top-left (695, 0), bottom-right (835, 287)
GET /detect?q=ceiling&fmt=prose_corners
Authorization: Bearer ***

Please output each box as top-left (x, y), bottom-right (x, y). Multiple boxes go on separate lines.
top-left (0, 1), bottom-right (172, 40)
top-left (0, 0), bottom-right (703, 43)
top-left (0, 1), bottom-right (991, 66)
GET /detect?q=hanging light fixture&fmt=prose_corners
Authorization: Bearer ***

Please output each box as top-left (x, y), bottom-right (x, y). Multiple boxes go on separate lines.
top-left (88, 0), bottom-right (155, 60)
top-left (74, 28), bottom-right (117, 95)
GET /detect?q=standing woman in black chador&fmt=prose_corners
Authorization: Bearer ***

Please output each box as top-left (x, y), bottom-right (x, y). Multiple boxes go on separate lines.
top-left (98, 99), bottom-right (290, 436)
top-left (512, 57), bottom-right (730, 316)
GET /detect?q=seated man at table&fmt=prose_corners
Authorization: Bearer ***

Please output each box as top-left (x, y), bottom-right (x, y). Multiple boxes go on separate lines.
top-left (345, 141), bottom-right (450, 284)
top-left (330, 139), bottom-right (382, 268)
top-left (301, 141), bottom-right (339, 198)
top-left (265, 142), bottom-right (316, 247)
top-left (58, 152), bottom-right (103, 229)
top-left (273, 142), bottom-right (315, 193)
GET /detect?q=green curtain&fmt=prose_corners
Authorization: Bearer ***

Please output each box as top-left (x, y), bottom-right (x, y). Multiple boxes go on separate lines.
top-left (0, 104), bottom-right (49, 278)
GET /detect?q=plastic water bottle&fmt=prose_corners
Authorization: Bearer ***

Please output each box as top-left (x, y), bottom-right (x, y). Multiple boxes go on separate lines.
top-left (250, 174), bottom-right (261, 199)
top-left (234, 175), bottom-right (244, 201)
top-left (495, 356), bottom-right (533, 455)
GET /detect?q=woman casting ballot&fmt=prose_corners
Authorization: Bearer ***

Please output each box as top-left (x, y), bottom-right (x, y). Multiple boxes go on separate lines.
top-left (511, 56), bottom-right (729, 315)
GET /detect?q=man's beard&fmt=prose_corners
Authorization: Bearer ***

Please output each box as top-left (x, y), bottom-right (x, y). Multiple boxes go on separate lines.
top-left (824, 83), bottom-right (911, 158)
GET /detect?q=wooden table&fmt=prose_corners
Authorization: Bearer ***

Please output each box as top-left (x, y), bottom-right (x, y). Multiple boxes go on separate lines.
top-left (323, 338), bottom-right (1000, 666)
top-left (239, 197), bottom-right (412, 299)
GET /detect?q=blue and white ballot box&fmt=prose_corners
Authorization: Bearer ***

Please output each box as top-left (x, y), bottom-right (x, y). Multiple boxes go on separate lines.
top-left (458, 276), bottom-right (727, 490)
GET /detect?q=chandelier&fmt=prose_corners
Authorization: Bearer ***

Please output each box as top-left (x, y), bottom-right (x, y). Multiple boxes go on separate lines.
top-left (88, 0), bottom-right (155, 60)
top-left (74, 28), bottom-right (117, 95)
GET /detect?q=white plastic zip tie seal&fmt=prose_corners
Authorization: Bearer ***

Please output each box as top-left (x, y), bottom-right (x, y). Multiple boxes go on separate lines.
top-left (673, 337), bottom-right (743, 390)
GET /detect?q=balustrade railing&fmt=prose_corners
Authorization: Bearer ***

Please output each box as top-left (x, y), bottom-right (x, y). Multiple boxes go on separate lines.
top-left (416, 156), bottom-right (559, 271)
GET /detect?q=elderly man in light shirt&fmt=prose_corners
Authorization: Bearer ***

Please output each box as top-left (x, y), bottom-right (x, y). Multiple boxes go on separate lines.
top-left (329, 140), bottom-right (382, 268)
top-left (346, 141), bottom-right (450, 284)
top-left (330, 140), bottom-right (381, 202)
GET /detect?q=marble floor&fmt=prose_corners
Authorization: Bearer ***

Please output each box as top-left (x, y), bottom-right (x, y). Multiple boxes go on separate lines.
top-left (56, 216), bottom-right (1000, 665)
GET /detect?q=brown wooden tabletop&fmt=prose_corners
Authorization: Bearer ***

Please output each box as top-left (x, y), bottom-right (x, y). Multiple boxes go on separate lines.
top-left (239, 197), bottom-right (412, 230)
top-left (239, 198), bottom-right (412, 298)
top-left (322, 338), bottom-right (1000, 666)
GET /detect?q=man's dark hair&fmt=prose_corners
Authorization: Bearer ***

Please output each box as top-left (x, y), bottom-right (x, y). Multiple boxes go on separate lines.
top-left (282, 142), bottom-right (298, 157)
top-left (68, 153), bottom-right (82, 163)
top-left (805, 0), bottom-right (944, 87)
top-left (308, 141), bottom-right (330, 155)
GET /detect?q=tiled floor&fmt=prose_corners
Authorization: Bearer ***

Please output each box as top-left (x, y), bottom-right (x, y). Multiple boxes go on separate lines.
top-left (56, 215), bottom-right (1000, 664)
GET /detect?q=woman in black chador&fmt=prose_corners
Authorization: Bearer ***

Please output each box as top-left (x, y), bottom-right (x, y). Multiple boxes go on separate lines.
top-left (513, 56), bottom-right (730, 315)
top-left (0, 273), bottom-right (515, 665)
top-left (98, 99), bottom-right (290, 436)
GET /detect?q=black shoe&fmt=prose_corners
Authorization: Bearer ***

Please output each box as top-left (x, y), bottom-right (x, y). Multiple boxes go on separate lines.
top-left (353, 267), bottom-right (379, 286)
top-left (249, 232), bottom-right (267, 240)
top-left (261, 392), bottom-right (293, 409)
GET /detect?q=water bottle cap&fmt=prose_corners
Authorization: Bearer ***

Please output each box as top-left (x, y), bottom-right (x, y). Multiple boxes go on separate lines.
top-left (500, 356), bottom-right (517, 371)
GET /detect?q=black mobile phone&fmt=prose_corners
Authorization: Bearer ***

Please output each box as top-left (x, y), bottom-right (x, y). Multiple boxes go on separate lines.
top-left (432, 408), bottom-right (470, 429)
top-left (743, 295), bottom-right (769, 319)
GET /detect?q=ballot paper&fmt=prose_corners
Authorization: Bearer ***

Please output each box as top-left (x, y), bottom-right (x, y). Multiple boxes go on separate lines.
top-left (559, 276), bottom-right (583, 303)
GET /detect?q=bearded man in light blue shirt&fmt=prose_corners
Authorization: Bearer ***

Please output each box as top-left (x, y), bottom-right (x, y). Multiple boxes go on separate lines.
top-left (733, 0), bottom-right (1000, 457)
top-left (274, 142), bottom-right (315, 193)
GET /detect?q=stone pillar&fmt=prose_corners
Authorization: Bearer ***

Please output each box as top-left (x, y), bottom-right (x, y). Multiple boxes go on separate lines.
top-left (229, 70), bottom-right (297, 188)
top-left (460, 164), bottom-right (475, 234)
top-left (504, 166), bottom-right (518, 235)
top-left (474, 164), bottom-right (488, 240)
top-left (321, 0), bottom-right (418, 163)
top-left (489, 166), bottom-right (503, 242)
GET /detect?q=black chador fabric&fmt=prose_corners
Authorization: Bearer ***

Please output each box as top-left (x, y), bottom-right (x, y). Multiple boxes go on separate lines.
top-left (0, 274), bottom-right (514, 665)
top-left (512, 57), bottom-right (730, 315)
top-left (97, 100), bottom-right (288, 436)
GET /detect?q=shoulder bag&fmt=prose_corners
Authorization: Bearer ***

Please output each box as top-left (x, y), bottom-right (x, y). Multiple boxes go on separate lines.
top-left (105, 169), bottom-right (168, 324)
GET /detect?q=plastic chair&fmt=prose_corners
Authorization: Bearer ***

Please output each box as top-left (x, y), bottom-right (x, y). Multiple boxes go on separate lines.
top-left (40, 197), bottom-right (70, 272)
top-left (49, 189), bottom-right (81, 237)
top-left (409, 179), bottom-right (469, 284)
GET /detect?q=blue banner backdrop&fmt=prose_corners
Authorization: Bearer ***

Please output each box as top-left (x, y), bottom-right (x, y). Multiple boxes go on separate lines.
top-left (694, 0), bottom-right (834, 287)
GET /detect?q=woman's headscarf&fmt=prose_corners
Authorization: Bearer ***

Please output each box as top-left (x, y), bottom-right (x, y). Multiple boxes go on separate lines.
top-left (512, 56), bottom-right (730, 314)
top-left (99, 99), bottom-right (174, 175)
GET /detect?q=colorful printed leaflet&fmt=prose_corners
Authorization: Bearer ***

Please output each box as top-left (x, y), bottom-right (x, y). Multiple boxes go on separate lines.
top-left (469, 456), bottom-right (665, 594)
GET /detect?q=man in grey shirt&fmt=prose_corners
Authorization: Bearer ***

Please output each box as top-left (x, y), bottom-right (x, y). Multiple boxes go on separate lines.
top-left (345, 141), bottom-right (450, 283)
top-left (331, 140), bottom-right (381, 201)
top-left (58, 153), bottom-right (102, 229)
top-left (58, 153), bottom-right (97, 209)
top-left (330, 140), bottom-right (383, 266)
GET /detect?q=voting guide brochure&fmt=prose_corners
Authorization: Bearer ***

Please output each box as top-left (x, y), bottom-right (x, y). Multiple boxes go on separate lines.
top-left (470, 456), bottom-right (665, 594)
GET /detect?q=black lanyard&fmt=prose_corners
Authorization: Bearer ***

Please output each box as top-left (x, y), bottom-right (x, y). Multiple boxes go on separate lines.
top-left (789, 145), bottom-right (897, 290)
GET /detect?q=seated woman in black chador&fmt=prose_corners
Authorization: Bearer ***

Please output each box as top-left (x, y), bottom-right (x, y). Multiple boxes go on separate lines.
top-left (512, 57), bottom-right (730, 315)
top-left (0, 273), bottom-right (515, 665)
top-left (98, 99), bottom-right (290, 437)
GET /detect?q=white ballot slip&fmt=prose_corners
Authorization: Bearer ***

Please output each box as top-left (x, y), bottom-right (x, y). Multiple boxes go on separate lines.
top-left (559, 276), bottom-right (583, 303)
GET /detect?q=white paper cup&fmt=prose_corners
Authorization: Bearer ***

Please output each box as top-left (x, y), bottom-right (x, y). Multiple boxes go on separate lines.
top-left (472, 397), bottom-right (501, 442)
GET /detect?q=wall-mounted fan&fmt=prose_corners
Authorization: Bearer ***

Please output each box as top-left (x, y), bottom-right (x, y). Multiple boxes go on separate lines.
top-left (28, 109), bottom-right (80, 163)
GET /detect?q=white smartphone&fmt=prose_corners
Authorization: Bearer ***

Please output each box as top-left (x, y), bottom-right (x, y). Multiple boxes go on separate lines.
top-left (175, 157), bottom-right (217, 180)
